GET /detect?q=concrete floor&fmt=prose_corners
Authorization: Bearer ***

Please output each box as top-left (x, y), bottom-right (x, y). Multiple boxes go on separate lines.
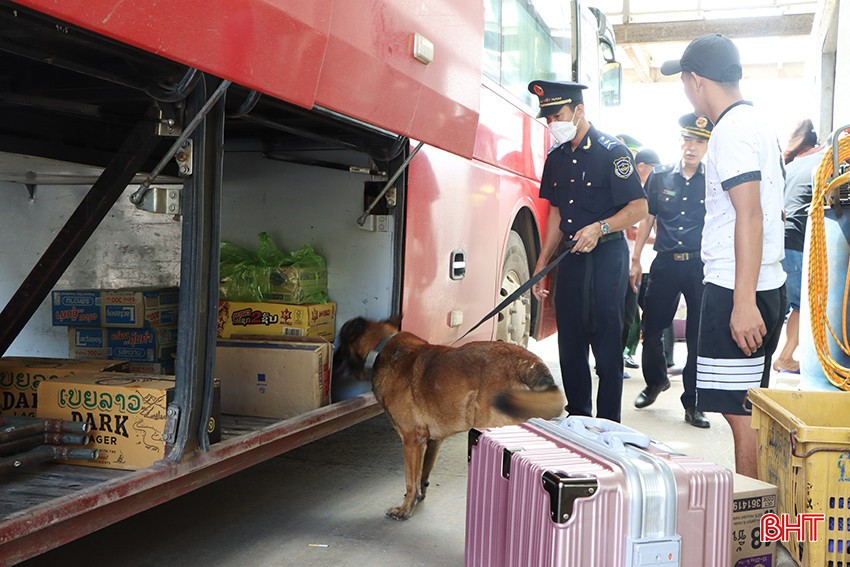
top-left (22, 336), bottom-right (801, 567)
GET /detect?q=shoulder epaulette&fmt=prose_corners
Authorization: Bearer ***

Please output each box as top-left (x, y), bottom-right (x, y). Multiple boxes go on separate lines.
top-left (597, 133), bottom-right (621, 151)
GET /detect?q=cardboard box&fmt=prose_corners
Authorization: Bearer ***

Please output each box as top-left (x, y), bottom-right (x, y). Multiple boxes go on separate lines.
top-left (0, 357), bottom-right (125, 417)
top-left (69, 326), bottom-right (178, 363)
top-left (37, 372), bottom-right (175, 470)
top-left (52, 287), bottom-right (179, 328)
top-left (732, 473), bottom-right (778, 567)
top-left (117, 361), bottom-right (175, 375)
top-left (265, 265), bottom-right (328, 304)
top-left (214, 337), bottom-right (331, 419)
top-left (216, 300), bottom-right (336, 341)
top-left (68, 328), bottom-right (108, 359)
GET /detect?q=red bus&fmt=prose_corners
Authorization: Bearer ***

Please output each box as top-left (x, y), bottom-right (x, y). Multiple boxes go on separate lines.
top-left (0, 0), bottom-right (620, 562)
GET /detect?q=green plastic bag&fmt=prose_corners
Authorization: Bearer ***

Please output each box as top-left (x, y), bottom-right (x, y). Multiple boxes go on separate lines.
top-left (266, 243), bottom-right (329, 304)
top-left (219, 234), bottom-right (328, 304)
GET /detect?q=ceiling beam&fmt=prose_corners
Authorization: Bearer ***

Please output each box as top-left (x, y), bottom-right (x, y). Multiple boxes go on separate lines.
top-left (614, 13), bottom-right (814, 44)
top-left (625, 61), bottom-right (806, 83)
top-left (622, 44), bottom-right (654, 83)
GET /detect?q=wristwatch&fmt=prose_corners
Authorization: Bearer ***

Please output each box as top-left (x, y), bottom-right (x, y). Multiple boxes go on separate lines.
top-left (599, 220), bottom-right (611, 235)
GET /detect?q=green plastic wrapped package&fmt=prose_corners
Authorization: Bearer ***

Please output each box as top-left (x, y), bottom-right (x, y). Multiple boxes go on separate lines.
top-left (219, 233), bottom-right (328, 304)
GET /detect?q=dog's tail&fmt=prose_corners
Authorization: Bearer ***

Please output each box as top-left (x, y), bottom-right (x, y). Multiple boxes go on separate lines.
top-left (492, 386), bottom-right (564, 420)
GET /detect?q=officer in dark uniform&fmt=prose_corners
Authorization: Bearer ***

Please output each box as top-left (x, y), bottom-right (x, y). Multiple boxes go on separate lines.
top-left (630, 113), bottom-right (713, 428)
top-left (529, 80), bottom-right (648, 423)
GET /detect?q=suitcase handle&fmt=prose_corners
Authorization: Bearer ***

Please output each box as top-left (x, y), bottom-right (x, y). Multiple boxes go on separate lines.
top-left (553, 417), bottom-right (651, 450)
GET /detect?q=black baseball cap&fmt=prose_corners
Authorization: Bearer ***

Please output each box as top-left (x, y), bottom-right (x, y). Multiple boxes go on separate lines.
top-left (634, 148), bottom-right (660, 166)
top-left (660, 34), bottom-right (742, 83)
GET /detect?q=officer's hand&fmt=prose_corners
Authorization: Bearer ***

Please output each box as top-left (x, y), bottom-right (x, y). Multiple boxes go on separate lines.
top-left (532, 278), bottom-right (548, 301)
top-left (629, 258), bottom-right (642, 292)
top-left (730, 300), bottom-right (767, 356)
top-left (571, 223), bottom-right (602, 254)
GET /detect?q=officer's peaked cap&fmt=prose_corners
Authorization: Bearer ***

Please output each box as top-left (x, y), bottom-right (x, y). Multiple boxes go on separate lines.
top-left (527, 80), bottom-right (587, 118)
top-left (679, 113), bottom-right (714, 139)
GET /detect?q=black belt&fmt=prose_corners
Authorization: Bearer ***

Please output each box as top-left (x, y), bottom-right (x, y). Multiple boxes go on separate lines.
top-left (659, 251), bottom-right (700, 261)
top-left (598, 231), bottom-right (624, 245)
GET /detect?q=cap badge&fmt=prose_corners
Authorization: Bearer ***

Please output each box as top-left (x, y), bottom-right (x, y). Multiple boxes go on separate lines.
top-left (695, 116), bottom-right (708, 129)
top-left (533, 85), bottom-right (545, 96)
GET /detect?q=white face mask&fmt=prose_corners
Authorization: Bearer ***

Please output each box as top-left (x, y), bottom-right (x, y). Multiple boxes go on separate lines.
top-left (549, 114), bottom-right (579, 145)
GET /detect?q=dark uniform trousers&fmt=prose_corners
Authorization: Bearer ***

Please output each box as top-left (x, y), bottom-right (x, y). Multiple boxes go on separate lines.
top-left (556, 236), bottom-right (628, 422)
top-left (641, 253), bottom-right (704, 409)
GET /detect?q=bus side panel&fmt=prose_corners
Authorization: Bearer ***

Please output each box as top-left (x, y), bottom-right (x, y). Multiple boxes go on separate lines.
top-left (474, 84), bottom-right (558, 340)
top-left (473, 85), bottom-right (548, 182)
top-left (17, 0), bottom-right (332, 109)
top-left (315, 0), bottom-right (483, 159)
top-left (402, 148), bottom-right (501, 345)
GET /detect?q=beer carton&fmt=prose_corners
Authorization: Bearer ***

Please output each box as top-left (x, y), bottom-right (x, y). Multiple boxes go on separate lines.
top-left (216, 300), bottom-right (336, 341)
top-left (0, 357), bottom-right (125, 417)
top-left (36, 372), bottom-right (222, 470)
top-left (732, 473), bottom-right (778, 567)
top-left (214, 337), bottom-right (331, 419)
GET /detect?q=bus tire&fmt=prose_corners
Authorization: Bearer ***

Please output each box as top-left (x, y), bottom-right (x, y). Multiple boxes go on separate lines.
top-left (495, 230), bottom-right (531, 347)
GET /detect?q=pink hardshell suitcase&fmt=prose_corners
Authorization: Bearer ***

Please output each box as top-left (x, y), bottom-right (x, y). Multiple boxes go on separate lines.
top-left (465, 416), bottom-right (733, 567)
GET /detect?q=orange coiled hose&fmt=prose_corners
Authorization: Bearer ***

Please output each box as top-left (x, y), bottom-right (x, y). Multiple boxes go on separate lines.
top-left (808, 135), bottom-right (850, 389)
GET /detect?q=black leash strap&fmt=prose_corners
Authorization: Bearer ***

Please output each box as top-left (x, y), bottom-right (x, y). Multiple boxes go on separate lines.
top-left (454, 240), bottom-right (576, 343)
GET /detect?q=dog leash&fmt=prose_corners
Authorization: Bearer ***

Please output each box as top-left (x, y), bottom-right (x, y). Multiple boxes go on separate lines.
top-left (453, 239), bottom-right (576, 344)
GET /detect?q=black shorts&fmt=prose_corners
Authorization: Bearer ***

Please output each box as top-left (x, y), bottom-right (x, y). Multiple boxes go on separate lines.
top-left (696, 283), bottom-right (786, 415)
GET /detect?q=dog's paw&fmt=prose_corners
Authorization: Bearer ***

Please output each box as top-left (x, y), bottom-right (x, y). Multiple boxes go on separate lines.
top-left (385, 506), bottom-right (412, 521)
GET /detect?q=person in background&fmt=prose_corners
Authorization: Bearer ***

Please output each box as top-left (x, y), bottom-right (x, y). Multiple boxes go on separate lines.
top-left (661, 34), bottom-right (786, 476)
top-left (631, 113), bottom-right (713, 429)
top-left (617, 134), bottom-right (642, 157)
top-left (773, 119), bottom-right (822, 373)
top-left (622, 147), bottom-right (661, 371)
top-left (529, 80), bottom-right (647, 423)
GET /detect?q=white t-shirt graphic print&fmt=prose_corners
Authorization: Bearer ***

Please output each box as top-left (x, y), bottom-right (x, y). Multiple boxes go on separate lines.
top-left (702, 102), bottom-right (786, 291)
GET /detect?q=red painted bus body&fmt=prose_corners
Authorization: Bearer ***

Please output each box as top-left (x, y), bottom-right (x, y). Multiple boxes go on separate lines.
top-left (0, 0), bottom-right (617, 561)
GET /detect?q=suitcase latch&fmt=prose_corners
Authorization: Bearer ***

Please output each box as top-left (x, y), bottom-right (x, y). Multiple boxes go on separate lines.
top-left (541, 471), bottom-right (598, 524)
top-left (467, 429), bottom-right (483, 462)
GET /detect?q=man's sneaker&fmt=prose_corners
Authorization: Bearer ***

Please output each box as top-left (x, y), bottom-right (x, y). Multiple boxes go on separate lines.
top-left (623, 354), bottom-right (639, 369)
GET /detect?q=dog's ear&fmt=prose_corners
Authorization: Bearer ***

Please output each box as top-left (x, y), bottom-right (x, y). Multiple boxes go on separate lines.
top-left (338, 317), bottom-right (370, 344)
top-left (384, 314), bottom-right (402, 330)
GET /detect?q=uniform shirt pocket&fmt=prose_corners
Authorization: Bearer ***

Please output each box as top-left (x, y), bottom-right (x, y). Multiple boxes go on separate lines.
top-left (578, 179), bottom-right (610, 213)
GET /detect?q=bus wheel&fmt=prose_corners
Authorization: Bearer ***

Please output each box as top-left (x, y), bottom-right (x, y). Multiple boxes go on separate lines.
top-left (495, 230), bottom-right (531, 347)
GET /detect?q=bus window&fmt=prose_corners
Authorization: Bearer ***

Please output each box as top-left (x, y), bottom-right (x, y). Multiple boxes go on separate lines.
top-left (483, 0), bottom-right (573, 108)
top-left (601, 61), bottom-right (622, 106)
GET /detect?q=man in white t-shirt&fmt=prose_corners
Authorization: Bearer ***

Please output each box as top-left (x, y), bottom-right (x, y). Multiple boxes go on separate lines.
top-left (661, 34), bottom-right (787, 477)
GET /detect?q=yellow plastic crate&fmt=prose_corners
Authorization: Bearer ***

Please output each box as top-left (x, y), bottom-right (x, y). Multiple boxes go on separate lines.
top-left (750, 388), bottom-right (850, 567)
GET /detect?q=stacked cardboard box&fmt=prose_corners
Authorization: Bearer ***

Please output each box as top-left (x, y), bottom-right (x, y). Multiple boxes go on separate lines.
top-left (214, 337), bottom-right (331, 419)
top-left (216, 300), bottom-right (336, 341)
top-left (37, 371), bottom-right (222, 470)
top-left (53, 287), bottom-right (179, 373)
top-left (0, 357), bottom-right (126, 417)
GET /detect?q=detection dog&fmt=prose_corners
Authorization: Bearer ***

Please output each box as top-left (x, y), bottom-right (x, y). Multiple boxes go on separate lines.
top-left (334, 317), bottom-right (565, 520)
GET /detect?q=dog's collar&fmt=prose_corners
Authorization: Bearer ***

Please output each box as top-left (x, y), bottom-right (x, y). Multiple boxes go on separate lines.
top-left (364, 332), bottom-right (398, 379)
